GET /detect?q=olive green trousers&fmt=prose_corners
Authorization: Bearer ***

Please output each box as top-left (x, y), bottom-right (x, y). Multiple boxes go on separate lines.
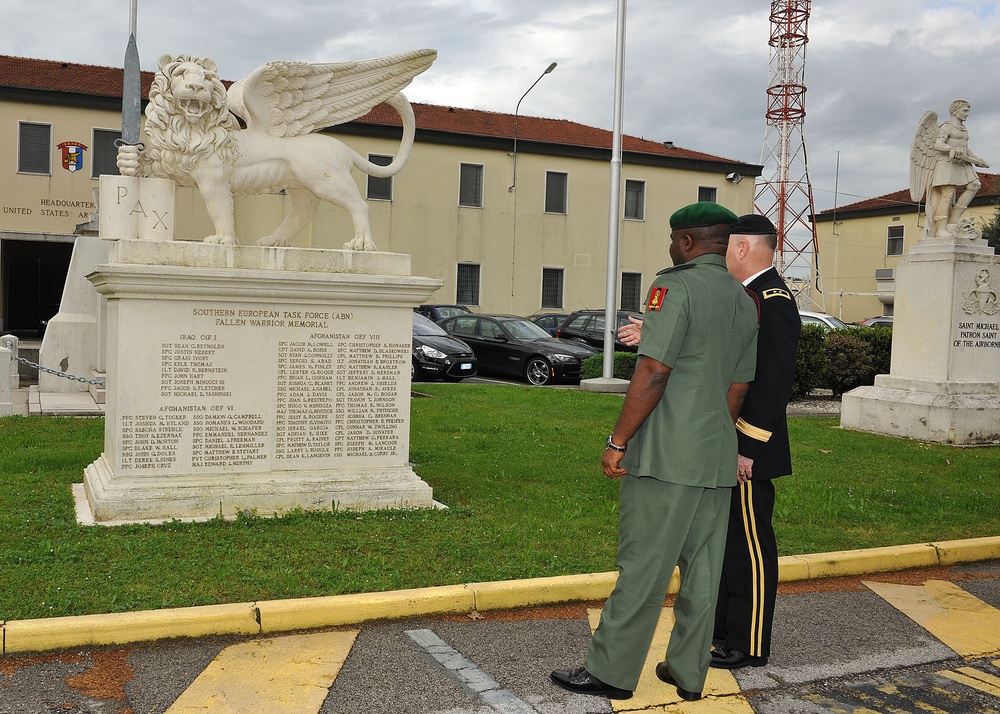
top-left (585, 474), bottom-right (731, 692)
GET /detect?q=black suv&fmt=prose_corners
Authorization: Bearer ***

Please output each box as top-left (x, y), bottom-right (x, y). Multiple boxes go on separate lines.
top-left (556, 310), bottom-right (642, 353)
top-left (414, 304), bottom-right (472, 322)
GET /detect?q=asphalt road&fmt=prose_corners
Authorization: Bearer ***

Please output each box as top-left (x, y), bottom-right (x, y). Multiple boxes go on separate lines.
top-left (2, 560), bottom-right (999, 713)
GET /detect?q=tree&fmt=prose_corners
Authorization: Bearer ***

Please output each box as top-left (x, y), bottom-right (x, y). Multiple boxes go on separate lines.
top-left (979, 198), bottom-right (1000, 255)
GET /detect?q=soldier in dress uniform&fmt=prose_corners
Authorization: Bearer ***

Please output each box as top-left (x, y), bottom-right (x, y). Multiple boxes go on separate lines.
top-left (551, 202), bottom-right (759, 702)
top-left (710, 214), bottom-right (800, 670)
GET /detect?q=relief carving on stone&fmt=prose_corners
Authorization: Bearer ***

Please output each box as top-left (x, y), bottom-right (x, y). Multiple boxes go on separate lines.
top-left (962, 269), bottom-right (999, 315)
top-left (117, 50), bottom-right (437, 250)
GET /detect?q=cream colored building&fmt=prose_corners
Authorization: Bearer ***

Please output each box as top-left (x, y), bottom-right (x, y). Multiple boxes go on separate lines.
top-left (1, 55), bottom-right (760, 334)
top-left (814, 174), bottom-right (999, 323)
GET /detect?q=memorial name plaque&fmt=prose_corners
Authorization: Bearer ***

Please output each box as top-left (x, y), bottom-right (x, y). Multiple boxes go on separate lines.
top-left (84, 241), bottom-right (442, 522)
top-left (112, 301), bottom-right (410, 475)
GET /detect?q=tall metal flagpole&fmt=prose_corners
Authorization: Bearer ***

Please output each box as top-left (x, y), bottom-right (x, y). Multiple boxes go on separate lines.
top-left (119, 0), bottom-right (143, 150)
top-left (602, 0), bottom-right (627, 379)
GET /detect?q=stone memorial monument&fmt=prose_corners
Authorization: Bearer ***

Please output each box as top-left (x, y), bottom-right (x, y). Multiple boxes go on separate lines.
top-left (83, 49), bottom-right (443, 522)
top-left (841, 100), bottom-right (1000, 445)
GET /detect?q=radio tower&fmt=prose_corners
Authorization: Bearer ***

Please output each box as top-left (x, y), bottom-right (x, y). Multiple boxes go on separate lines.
top-left (755, 0), bottom-right (820, 307)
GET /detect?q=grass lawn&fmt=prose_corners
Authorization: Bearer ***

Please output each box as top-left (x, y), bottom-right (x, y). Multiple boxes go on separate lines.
top-left (1, 383), bottom-right (998, 621)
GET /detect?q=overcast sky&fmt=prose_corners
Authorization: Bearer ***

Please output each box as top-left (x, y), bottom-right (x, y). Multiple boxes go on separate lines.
top-left (6, 1), bottom-right (1000, 211)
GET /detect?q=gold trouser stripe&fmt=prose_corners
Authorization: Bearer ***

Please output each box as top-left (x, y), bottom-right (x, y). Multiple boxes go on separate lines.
top-left (736, 418), bottom-right (772, 443)
top-left (740, 482), bottom-right (766, 656)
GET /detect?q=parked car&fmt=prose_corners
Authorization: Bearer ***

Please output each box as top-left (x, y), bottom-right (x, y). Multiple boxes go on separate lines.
top-left (858, 315), bottom-right (894, 328)
top-left (799, 310), bottom-right (849, 330)
top-left (415, 304), bottom-right (472, 322)
top-left (555, 310), bottom-right (643, 352)
top-left (411, 312), bottom-right (478, 382)
top-left (437, 314), bottom-right (598, 385)
top-left (528, 312), bottom-right (570, 336)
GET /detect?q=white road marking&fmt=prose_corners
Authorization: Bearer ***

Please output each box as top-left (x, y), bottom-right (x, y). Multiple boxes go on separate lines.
top-left (405, 628), bottom-right (538, 714)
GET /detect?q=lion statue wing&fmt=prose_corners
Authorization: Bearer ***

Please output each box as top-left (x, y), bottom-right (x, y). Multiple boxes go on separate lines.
top-left (909, 110), bottom-right (939, 203)
top-left (227, 49), bottom-right (437, 138)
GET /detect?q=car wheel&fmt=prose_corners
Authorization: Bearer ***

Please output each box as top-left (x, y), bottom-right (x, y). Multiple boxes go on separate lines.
top-left (525, 357), bottom-right (551, 386)
top-left (411, 361), bottom-right (419, 381)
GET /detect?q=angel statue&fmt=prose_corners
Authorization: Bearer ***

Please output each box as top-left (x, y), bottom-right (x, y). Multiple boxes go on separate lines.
top-left (116, 49), bottom-right (437, 250)
top-left (910, 100), bottom-right (990, 240)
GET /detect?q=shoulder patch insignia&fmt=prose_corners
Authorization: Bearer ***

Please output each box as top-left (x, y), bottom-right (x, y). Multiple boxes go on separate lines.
top-left (762, 288), bottom-right (792, 300)
top-left (647, 286), bottom-right (668, 311)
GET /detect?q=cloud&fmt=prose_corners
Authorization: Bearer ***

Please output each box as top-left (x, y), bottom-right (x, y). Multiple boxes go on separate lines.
top-left (5, 0), bottom-right (1000, 211)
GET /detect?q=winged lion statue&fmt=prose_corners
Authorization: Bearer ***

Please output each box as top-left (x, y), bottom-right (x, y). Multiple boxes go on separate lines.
top-left (117, 49), bottom-right (437, 250)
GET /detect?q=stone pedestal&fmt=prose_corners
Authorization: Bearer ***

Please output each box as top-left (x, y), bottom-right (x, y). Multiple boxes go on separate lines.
top-left (841, 236), bottom-right (1000, 445)
top-left (38, 236), bottom-right (111, 393)
top-left (83, 240), bottom-right (442, 522)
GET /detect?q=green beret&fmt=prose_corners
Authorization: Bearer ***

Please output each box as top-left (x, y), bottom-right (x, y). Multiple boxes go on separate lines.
top-left (669, 202), bottom-right (738, 230)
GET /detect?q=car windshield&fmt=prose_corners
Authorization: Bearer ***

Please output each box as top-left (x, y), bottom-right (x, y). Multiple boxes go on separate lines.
top-left (824, 315), bottom-right (849, 329)
top-left (413, 313), bottom-right (448, 336)
top-left (436, 306), bottom-right (470, 319)
top-left (503, 319), bottom-right (552, 340)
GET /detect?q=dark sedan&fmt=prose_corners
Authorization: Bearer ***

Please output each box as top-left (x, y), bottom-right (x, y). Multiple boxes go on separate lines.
top-left (556, 309), bottom-right (643, 352)
top-left (412, 312), bottom-right (478, 381)
top-left (437, 314), bottom-right (598, 385)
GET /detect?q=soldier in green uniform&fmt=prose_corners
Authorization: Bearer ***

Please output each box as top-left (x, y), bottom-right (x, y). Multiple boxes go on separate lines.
top-left (551, 202), bottom-right (759, 702)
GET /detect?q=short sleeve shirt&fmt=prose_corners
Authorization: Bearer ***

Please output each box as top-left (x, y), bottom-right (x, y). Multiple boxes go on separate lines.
top-left (619, 253), bottom-right (758, 488)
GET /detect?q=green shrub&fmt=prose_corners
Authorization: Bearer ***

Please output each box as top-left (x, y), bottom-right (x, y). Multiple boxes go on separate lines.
top-left (852, 325), bottom-right (892, 376)
top-left (580, 352), bottom-right (638, 380)
top-left (793, 324), bottom-right (827, 398)
top-left (822, 331), bottom-right (876, 396)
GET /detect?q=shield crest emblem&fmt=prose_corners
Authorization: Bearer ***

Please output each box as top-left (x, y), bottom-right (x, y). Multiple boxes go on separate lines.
top-left (57, 141), bottom-right (87, 172)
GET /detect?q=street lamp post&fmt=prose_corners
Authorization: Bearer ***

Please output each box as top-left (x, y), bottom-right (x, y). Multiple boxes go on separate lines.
top-left (509, 62), bottom-right (557, 312)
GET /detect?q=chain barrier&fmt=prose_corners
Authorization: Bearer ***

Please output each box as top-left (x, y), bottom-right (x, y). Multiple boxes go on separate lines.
top-left (9, 354), bottom-right (106, 386)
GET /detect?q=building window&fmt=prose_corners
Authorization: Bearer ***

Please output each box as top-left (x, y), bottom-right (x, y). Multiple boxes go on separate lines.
top-left (91, 129), bottom-right (122, 178)
top-left (545, 171), bottom-right (568, 214)
top-left (541, 268), bottom-right (564, 309)
top-left (456, 263), bottom-right (481, 305)
top-left (459, 163), bottom-right (484, 207)
top-left (698, 186), bottom-right (717, 203)
top-left (624, 179), bottom-right (645, 220)
top-left (886, 225), bottom-right (904, 256)
top-left (18, 121), bottom-right (52, 175)
top-left (621, 272), bottom-right (642, 312)
top-left (367, 154), bottom-right (393, 200)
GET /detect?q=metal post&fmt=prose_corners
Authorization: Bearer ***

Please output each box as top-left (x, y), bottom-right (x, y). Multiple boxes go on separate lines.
top-left (602, 0), bottom-right (627, 379)
top-left (509, 62), bottom-right (557, 312)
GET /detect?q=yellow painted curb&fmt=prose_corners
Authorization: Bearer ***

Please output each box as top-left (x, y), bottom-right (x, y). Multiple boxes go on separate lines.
top-left (789, 543), bottom-right (940, 580)
top-left (2, 538), bottom-right (998, 655)
top-left (255, 584), bottom-right (473, 633)
top-left (935, 535), bottom-right (1000, 565)
top-left (3, 602), bottom-right (259, 654)
top-left (471, 572), bottom-right (619, 611)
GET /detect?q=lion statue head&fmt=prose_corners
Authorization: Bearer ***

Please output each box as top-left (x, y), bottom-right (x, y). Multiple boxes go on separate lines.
top-left (142, 54), bottom-right (238, 183)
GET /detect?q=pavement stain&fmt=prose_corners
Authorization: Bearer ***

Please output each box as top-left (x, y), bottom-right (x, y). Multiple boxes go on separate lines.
top-left (0, 651), bottom-right (85, 676)
top-left (65, 648), bottom-right (134, 705)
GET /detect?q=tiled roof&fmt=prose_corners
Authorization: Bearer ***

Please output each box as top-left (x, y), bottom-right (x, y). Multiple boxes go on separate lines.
top-left (1, 54), bottom-right (750, 167)
top-left (820, 172), bottom-right (1000, 214)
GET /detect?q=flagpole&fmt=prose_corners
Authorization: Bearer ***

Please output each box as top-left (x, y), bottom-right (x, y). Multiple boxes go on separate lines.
top-left (602, 0), bottom-right (627, 379)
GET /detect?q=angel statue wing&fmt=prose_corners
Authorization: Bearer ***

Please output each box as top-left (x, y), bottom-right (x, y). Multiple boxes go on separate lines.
top-left (227, 49), bottom-right (437, 138)
top-left (909, 110), bottom-right (939, 203)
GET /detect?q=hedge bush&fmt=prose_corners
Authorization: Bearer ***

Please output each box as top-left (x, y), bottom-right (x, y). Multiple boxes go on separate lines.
top-left (793, 324), bottom-right (827, 398)
top-left (580, 352), bottom-right (638, 381)
top-left (591, 324), bottom-right (892, 399)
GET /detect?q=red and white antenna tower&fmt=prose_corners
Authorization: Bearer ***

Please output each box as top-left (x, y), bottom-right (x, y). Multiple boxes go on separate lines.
top-left (755, 0), bottom-right (821, 307)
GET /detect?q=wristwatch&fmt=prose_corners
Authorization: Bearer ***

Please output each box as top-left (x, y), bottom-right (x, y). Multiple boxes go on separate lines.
top-left (605, 436), bottom-right (627, 453)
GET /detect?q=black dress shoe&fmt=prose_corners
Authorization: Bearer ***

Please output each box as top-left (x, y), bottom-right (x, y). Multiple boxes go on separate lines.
top-left (654, 661), bottom-right (702, 701)
top-left (550, 666), bottom-right (633, 700)
top-left (709, 644), bottom-right (768, 669)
